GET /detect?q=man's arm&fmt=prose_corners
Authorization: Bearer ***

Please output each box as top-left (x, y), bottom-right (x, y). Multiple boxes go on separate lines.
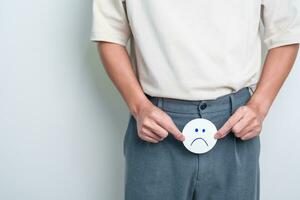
top-left (215, 43), bottom-right (299, 140)
top-left (98, 42), bottom-right (146, 118)
top-left (98, 41), bottom-right (185, 143)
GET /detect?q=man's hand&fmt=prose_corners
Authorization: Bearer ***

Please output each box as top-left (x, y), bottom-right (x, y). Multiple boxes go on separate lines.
top-left (214, 44), bottom-right (299, 141)
top-left (97, 42), bottom-right (184, 143)
top-left (214, 102), bottom-right (266, 140)
top-left (134, 100), bottom-right (185, 143)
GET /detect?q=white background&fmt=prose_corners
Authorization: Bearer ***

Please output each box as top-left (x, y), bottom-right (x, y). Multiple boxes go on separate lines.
top-left (0, 0), bottom-right (299, 199)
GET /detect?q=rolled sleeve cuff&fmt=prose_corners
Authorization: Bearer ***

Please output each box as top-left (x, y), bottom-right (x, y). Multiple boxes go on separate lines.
top-left (90, 30), bottom-right (130, 46)
top-left (264, 30), bottom-right (300, 50)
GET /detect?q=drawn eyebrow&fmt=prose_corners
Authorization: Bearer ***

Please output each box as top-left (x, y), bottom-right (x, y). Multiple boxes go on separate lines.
top-left (190, 138), bottom-right (209, 146)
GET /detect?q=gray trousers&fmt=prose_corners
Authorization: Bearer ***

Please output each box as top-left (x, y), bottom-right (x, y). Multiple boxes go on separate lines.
top-left (123, 87), bottom-right (260, 200)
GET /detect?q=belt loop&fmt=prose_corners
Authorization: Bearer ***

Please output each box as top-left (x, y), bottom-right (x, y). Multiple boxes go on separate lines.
top-left (229, 93), bottom-right (235, 116)
top-left (248, 86), bottom-right (254, 96)
top-left (157, 97), bottom-right (164, 109)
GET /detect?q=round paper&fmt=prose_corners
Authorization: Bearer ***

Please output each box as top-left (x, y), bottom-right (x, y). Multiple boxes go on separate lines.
top-left (182, 118), bottom-right (217, 154)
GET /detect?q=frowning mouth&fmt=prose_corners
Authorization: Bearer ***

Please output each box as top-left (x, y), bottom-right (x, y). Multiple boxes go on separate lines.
top-left (190, 138), bottom-right (209, 146)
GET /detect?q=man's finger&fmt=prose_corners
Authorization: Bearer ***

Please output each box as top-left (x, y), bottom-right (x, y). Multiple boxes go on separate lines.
top-left (140, 135), bottom-right (159, 143)
top-left (214, 108), bottom-right (245, 139)
top-left (236, 123), bottom-right (255, 138)
top-left (144, 129), bottom-right (163, 141)
top-left (232, 115), bottom-right (252, 137)
top-left (157, 115), bottom-right (185, 141)
top-left (240, 131), bottom-right (256, 140)
top-left (149, 123), bottom-right (169, 139)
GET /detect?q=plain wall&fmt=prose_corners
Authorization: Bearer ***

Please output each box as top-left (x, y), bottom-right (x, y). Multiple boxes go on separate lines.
top-left (0, 0), bottom-right (299, 199)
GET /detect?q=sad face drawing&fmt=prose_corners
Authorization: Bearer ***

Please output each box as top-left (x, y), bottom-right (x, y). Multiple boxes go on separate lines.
top-left (182, 118), bottom-right (218, 154)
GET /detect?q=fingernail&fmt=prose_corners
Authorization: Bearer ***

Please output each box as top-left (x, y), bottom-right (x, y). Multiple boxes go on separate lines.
top-left (180, 135), bottom-right (185, 141)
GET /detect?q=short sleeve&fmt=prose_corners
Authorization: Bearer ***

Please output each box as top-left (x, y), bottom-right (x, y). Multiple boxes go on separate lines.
top-left (261, 0), bottom-right (300, 50)
top-left (90, 0), bottom-right (131, 46)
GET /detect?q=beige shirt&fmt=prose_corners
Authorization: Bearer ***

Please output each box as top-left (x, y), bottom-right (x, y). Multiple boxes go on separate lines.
top-left (90, 0), bottom-right (300, 100)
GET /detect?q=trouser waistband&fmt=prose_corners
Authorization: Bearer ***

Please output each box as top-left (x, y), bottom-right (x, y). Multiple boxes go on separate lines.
top-left (145, 87), bottom-right (251, 115)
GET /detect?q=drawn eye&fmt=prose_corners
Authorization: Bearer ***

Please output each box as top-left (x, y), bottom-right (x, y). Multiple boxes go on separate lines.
top-left (202, 129), bottom-right (206, 133)
top-left (195, 128), bottom-right (199, 132)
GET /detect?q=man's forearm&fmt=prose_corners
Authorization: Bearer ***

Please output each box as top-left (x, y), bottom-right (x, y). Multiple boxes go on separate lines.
top-left (247, 44), bottom-right (299, 117)
top-left (215, 43), bottom-right (299, 140)
top-left (97, 41), bottom-right (148, 117)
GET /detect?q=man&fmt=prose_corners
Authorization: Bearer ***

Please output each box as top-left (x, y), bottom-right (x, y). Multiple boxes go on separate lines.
top-left (90, 0), bottom-right (300, 199)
